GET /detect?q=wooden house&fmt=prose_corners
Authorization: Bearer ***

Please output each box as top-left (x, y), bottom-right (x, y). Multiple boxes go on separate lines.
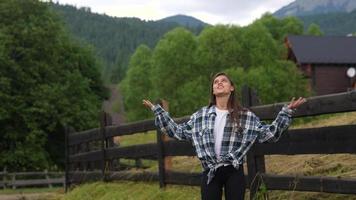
top-left (285, 35), bottom-right (356, 95)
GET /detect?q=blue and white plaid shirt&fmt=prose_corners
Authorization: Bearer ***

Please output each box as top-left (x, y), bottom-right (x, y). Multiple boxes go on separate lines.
top-left (152, 104), bottom-right (294, 184)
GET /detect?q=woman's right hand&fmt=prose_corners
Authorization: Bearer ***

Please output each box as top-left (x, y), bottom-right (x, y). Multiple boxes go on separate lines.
top-left (142, 99), bottom-right (154, 110)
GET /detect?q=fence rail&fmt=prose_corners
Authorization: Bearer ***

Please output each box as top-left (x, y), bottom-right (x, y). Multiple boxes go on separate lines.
top-left (260, 174), bottom-right (356, 194)
top-left (65, 89), bottom-right (356, 199)
top-left (0, 170), bottom-right (64, 189)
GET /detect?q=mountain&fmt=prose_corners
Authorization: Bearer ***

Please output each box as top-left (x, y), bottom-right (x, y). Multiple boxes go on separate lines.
top-left (158, 14), bottom-right (209, 27)
top-left (299, 9), bottom-right (356, 35)
top-left (274, 0), bottom-right (356, 17)
top-left (49, 3), bottom-right (207, 83)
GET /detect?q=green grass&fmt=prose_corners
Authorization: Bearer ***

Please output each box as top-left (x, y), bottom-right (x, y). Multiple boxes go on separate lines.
top-left (62, 181), bottom-right (201, 200)
top-left (56, 111), bottom-right (356, 200)
top-left (290, 111), bottom-right (356, 129)
top-left (0, 187), bottom-right (63, 195)
top-left (267, 190), bottom-right (356, 200)
top-left (44, 180), bottom-right (356, 200)
top-left (119, 131), bottom-right (156, 147)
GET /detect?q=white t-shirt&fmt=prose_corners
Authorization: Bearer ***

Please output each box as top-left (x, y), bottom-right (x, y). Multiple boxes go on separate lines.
top-left (214, 107), bottom-right (229, 160)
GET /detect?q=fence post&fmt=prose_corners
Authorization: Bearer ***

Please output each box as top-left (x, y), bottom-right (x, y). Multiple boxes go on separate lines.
top-left (85, 141), bottom-right (90, 171)
top-left (156, 99), bottom-right (172, 188)
top-left (2, 167), bottom-right (6, 189)
top-left (135, 158), bottom-right (143, 168)
top-left (156, 127), bottom-right (165, 188)
top-left (105, 113), bottom-right (114, 171)
top-left (161, 101), bottom-right (172, 171)
top-left (11, 173), bottom-right (16, 189)
top-left (44, 169), bottom-right (52, 188)
top-left (242, 85), bottom-right (266, 200)
top-left (64, 126), bottom-right (73, 192)
top-left (100, 111), bottom-right (108, 182)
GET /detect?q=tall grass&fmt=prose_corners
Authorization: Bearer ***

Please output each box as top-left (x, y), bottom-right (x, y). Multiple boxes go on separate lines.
top-left (63, 181), bottom-right (200, 200)
top-left (59, 111), bottom-right (356, 200)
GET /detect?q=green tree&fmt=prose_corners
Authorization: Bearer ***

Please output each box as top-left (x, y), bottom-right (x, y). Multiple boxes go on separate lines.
top-left (240, 22), bottom-right (279, 68)
top-left (122, 13), bottom-right (310, 121)
top-left (120, 45), bottom-right (153, 121)
top-left (256, 13), bottom-right (304, 58)
top-left (306, 23), bottom-right (323, 36)
top-left (195, 25), bottom-right (244, 76)
top-left (246, 61), bottom-right (310, 104)
top-left (0, 0), bottom-right (106, 171)
top-left (50, 3), bottom-right (206, 83)
top-left (257, 13), bottom-right (304, 42)
top-left (224, 67), bottom-right (247, 96)
top-left (151, 27), bottom-right (197, 117)
top-left (175, 76), bottom-right (210, 116)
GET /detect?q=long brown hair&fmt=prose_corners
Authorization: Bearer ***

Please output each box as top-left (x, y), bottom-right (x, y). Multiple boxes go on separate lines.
top-left (208, 72), bottom-right (247, 128)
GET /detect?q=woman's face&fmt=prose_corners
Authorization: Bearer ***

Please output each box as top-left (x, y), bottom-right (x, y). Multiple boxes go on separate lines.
top-left (212, 75), bottom-right (234, 97)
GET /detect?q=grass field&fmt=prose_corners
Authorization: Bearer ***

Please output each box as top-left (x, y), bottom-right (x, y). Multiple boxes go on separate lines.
top-left (0, 187), bottom-right (63, 195)
top-left (62, 181), bottom-right (201, 200)
top-left (4, 111), bottom-right (356, 200)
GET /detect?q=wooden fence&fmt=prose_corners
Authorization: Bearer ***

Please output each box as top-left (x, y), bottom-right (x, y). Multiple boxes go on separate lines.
top-left (0, 169), bottom-right (64, 189)
top-left (65, 89), bottom-right (356, 199)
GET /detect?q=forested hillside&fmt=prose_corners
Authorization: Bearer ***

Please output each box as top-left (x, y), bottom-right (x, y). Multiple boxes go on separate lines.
top-left (274, 0), bottom-right (356, 17)
top-left (50, 3), bottom-right (206, 83)
top-left (158, 14), bottom-right (208, 27)
top-left (0, 0), bottom-right (107, 171)
top-left (273, 0), bottom-right (356, 35)
top-left (298, 10), bottom-right (356, 35)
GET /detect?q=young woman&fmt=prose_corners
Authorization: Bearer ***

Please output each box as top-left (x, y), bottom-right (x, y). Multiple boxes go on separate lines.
top-left (143, 72), bottom-right (306, 200)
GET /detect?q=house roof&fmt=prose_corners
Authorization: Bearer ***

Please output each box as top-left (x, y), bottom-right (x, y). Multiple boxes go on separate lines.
top-left (286, 35), bottom-right (356, 64)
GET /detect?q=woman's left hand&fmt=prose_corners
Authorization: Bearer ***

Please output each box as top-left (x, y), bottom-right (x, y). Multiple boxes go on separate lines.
top-left (288, 97), bottom-right (307, 110)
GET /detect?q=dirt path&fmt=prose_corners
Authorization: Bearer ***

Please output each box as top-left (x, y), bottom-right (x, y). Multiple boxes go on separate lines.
top-left (0, 193), bottom-right (59, 200)
top-left (102, 84), bottom-right (126, 125)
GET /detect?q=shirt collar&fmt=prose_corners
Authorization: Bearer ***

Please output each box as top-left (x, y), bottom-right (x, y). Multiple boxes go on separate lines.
top-left (208, 105), bottom-right (231, 117)
top-left (207, 105), bottom-right (216, 117)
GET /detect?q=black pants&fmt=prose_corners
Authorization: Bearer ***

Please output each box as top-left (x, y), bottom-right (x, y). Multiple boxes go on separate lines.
top-left (201, 165), bottom-right (246, 200)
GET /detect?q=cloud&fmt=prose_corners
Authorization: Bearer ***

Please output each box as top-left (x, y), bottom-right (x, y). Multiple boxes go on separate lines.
top-left (53, 0), bottom-right (295, 25)
top-left (157, 0), bottom-right (295, 25)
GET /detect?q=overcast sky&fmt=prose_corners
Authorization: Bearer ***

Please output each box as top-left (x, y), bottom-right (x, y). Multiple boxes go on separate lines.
top-left (52, 0), bottom-right (294, 26)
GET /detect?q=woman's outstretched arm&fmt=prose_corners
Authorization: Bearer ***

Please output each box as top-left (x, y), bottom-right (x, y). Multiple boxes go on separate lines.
top-left (143, 99), bottom-right (195, 141)
top-left (255, 97), bottom-right (307, 143)
top-left (221, 97), bottom-right (307, 167)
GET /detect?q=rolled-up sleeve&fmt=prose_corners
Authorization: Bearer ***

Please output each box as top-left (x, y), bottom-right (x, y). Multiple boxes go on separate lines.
top-left (152, 104), bottom-right (195, 141)
top-left (255, 105), bottom-right (294, 143)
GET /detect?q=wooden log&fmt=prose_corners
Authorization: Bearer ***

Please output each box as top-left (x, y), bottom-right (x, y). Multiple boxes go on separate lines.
top-left (69, 150), bottom-right (103, 163)
top-left (253, 124), bottom-right (356, 155)
top-left (163, 140), bottom-right (195, 156)
top-left (68, 128), bottom-right (101, 146)
top-left (261, 174), bottom-right (356, 194)
top-left (252, 90), bottom-right (356, 120)
top-left (67, 171), bottom-right (102, 185)
top-left (165, 171), bottom-right (201, 186)
top-left (9, 178), bottom-right (64, 187)
top-left (105, 143), bottom-right (158, 160)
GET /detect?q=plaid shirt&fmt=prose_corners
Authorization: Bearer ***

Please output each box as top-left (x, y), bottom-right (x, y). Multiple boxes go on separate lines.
top-left (152, 104), bottom-right (294, 184)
